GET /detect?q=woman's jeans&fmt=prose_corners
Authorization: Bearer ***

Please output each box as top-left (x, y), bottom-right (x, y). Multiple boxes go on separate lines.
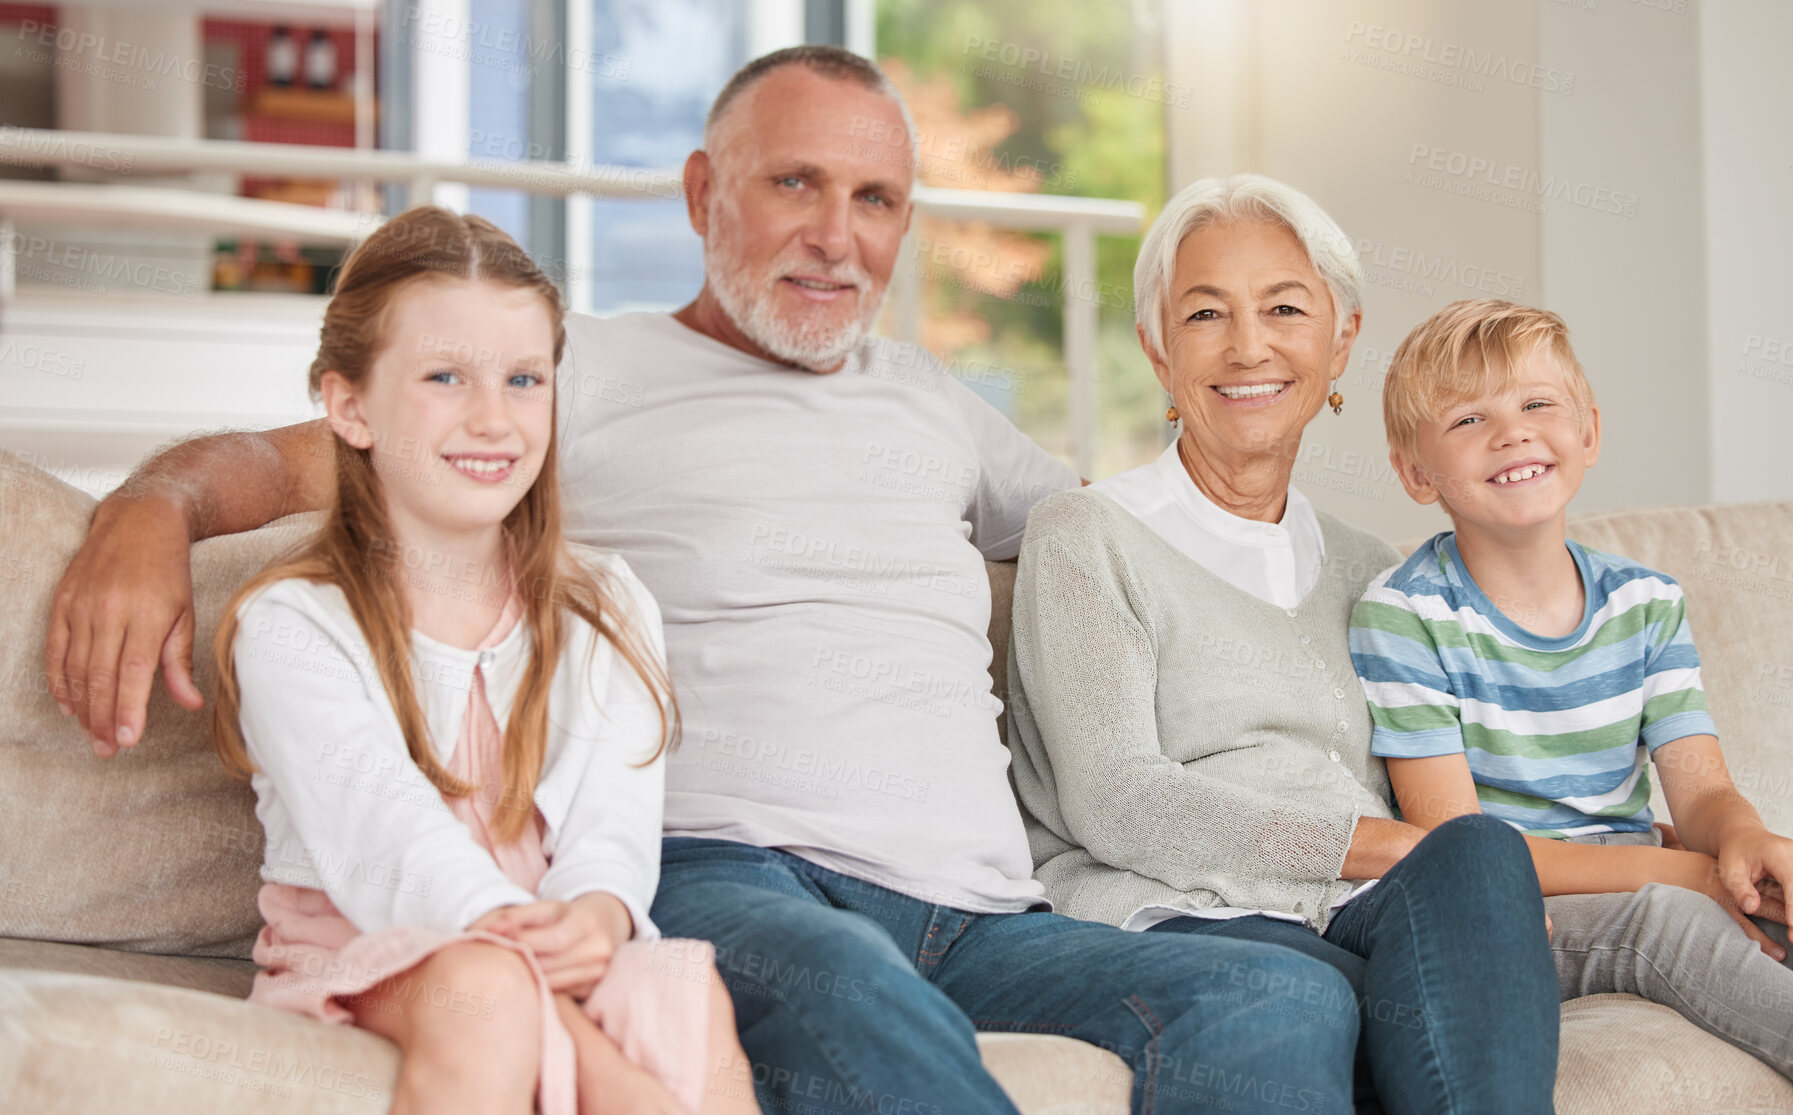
top-left (1150, 814), bottom-right (1561, 1115)
top-left (1547, 830), bottom-right (1793, 1080)
top-left (651, 835), bottom-right (1361, 1115)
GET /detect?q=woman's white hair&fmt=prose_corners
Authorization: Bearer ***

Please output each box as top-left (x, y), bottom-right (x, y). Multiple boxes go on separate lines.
top-left (1133, 174), bottom-right (1364, 359)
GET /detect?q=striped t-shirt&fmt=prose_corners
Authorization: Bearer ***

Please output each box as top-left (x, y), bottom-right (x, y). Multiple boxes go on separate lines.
top-left (1348, 533), bottom-right (1718, 838)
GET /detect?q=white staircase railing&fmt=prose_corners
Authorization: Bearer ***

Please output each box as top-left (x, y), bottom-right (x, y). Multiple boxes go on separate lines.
top-left (0, 126), bottom-right (1143, 475)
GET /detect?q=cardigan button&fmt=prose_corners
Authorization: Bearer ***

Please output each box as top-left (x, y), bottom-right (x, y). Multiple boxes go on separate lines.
top-left (1285, 608), bottom-right (1298, 618)
top-left (478, 650), bottom-right (496, 667)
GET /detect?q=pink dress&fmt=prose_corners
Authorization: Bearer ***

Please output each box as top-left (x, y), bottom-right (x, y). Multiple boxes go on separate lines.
top-left (246, 586), bottom-right (714, 1114)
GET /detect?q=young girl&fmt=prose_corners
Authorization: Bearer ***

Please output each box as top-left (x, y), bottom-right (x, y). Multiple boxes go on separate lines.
top-left (210, 207), bottom-right (758, 1115)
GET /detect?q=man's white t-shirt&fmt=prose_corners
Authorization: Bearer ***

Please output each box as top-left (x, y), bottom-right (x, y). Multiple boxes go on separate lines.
top-left (555, 312), bottom-right (1080, 913)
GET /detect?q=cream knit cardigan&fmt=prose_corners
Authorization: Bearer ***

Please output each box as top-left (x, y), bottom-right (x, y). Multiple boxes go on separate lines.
top-left (1006, 487), bottom-right (1404, 934)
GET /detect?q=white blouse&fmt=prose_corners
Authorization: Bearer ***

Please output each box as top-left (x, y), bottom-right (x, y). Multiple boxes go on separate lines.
top-left (1090, 439), bottom-right (1325, 608)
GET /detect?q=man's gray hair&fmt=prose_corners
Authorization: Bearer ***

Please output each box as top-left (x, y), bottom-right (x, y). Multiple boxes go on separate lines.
top-left (1133, 174), bottom-right (1364, 359)
top-left (702, 44), bottom-right (916, 167)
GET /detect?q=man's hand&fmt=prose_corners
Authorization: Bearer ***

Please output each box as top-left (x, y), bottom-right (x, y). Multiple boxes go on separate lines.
top-left (471, 893), bottom-right (633, 999)
top-left (43, 418), bottom-right (335, 758)
top-left (46, 495), bottom-right (204, 756)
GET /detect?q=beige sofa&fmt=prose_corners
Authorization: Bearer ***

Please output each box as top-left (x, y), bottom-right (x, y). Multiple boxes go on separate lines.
top-left (2, 447), bottom-right (1790, 1113)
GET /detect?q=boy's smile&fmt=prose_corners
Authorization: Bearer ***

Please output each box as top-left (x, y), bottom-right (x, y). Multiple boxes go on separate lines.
top-left (1393, 346), bottom-right (1600, 543)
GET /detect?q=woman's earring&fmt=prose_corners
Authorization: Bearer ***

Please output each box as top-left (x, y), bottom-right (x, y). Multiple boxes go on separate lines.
top-left (1329, 382), bottom-right (1344, 416)
top-left (1166, 404), bottom-right (1179, 424)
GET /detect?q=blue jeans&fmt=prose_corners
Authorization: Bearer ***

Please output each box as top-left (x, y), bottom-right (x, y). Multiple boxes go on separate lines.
top-left (652, 836), bottom-right (1360, 1114)
top-left (1149, 815), bottom-right (1560, 1115)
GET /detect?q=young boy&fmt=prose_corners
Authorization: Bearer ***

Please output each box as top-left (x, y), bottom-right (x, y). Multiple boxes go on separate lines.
top-left (1348, 298), bottom-right (1793, 1079)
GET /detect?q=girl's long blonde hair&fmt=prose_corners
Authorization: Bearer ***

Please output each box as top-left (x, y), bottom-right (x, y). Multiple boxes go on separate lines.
top-left (210, 206), bottom-right (677, 841)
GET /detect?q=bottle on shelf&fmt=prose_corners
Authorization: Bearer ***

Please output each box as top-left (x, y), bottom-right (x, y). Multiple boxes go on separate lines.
top-left (304, 29), bottom-right (337, 91)
top-left (266, 25), bottom-right (298, 87)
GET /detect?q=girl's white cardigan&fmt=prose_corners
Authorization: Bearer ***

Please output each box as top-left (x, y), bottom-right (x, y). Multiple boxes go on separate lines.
top-left (230, 549), bottom-right (668, 939)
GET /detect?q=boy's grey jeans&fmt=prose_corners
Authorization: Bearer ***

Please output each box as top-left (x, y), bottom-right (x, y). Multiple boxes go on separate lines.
top-left (1546, 829), bottom-right (1793, 1080)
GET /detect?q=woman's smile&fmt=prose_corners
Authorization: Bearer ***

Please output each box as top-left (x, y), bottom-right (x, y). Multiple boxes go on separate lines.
top-left (1211, 381), bottom-right (1294, 405)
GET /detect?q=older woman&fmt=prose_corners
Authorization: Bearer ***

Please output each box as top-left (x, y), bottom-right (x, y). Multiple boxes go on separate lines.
top-left (1006, 175), bottom-right (1560, 1113)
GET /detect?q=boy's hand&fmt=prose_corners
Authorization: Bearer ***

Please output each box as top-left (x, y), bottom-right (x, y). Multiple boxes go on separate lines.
top-left (1715, 828), bottom-right (1793, 924)
top-left (1668, 851), bottom-right (1789, 961)
top-left (473, 893), bottom-right (633, 999)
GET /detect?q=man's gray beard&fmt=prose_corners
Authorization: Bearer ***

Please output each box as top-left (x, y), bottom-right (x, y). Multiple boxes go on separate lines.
top-left (707, 244), bottom-right (888, 371)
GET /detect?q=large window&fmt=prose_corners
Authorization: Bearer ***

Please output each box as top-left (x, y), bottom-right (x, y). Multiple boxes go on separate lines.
top-left (583, 0), bottom-right (746, 312)
top-left (877, 0), bottom-right (1168, 476)
top-left (466, 0), bottom-right (535, 243)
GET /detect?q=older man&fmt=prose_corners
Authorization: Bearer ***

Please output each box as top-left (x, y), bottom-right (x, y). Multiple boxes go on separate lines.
top-left (48, 46), bottom-right (1357, 1114)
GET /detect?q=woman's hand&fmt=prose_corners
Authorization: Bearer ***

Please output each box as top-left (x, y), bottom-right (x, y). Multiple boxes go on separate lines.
top-left (472, 893), bottom-right (634, 999)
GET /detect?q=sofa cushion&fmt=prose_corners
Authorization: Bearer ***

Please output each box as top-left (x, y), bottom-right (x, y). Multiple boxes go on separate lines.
top-left (1556, 992), bottom-right (1793, 1112)
top-left (1561, 501), bottom-right (1793, 834)
top-left (0, 962), bottom-right (1137, 1115)
top-left (0, 937), bottom-right (255, 999)
top-left (0, 968), bottom-right (398, 1114)
top-left (5, 961), bottom-right (1786, 1115)
top-left (0, 450), bottom-right (326, 957)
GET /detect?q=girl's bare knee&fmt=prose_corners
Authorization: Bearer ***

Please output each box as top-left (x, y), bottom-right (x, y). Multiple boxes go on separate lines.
top-left (408, 943), bottom-right (541, 1040)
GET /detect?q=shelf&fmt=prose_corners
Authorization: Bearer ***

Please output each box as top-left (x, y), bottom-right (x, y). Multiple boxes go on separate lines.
top-left (248, 87), bottom-right (366, 126)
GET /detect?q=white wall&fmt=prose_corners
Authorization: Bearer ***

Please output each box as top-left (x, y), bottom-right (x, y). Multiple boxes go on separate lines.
top-left (1161, 0), bottom-right (1785, 540)
top-left (53, 4), bottom-right (202, 139)
top-left (1538, 0), bottom-right (1708, 516)
top-left (1701, 0), bottom-right (1793, 504)
top-left (1, 292), bottom-right (327, 497)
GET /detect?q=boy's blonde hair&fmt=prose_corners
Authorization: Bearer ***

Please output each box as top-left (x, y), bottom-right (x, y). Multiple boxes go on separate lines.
top-left (1383, 299), bottom-right (1596, 456)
